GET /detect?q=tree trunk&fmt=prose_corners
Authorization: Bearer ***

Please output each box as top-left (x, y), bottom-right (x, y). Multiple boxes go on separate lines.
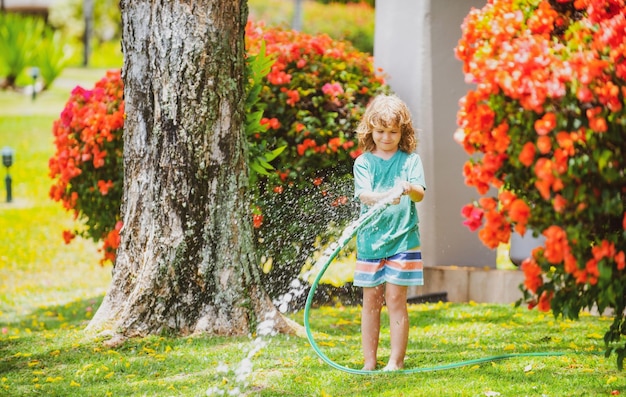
top-left (88, 0), bottom-right (293, 337)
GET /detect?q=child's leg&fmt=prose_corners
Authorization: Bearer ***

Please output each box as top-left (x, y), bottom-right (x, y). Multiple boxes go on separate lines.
top-left (384, 283), bottom-right (408, 370)
top-left (361, 284), bottom-right (384, 370)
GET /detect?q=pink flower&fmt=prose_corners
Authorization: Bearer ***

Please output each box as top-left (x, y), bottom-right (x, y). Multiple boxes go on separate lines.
top-left (461, 204), bottom-right (484, 231)
top-left (322, 82), bottom-right (344, 97)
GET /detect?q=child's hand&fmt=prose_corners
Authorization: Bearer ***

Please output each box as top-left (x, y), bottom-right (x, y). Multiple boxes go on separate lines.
top-left (402, 181), bottom-right (424, 203)
top-left (389, 184), bottom-right (407, 205)
top-left (401, 181), bottom-right (411, 195)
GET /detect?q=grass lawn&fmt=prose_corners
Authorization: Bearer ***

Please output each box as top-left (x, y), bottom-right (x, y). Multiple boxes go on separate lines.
top-left (1, 68), bottom-right (625, 396)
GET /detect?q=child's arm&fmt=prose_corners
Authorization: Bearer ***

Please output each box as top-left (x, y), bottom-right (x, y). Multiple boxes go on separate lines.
top-left (358, 190), bottom-right (402, 206)
top-left (403, 183), bottom-right (425, 203)
top-left (358, 183), bottom-right (424, 206)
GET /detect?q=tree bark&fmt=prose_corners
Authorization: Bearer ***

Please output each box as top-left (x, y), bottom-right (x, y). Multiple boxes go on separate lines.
top-left (88, 0), bottom-right (294, 338)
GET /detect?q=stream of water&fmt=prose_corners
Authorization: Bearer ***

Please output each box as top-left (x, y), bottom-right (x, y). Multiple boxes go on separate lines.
top-left (206, 186), bottom-right (404, 395)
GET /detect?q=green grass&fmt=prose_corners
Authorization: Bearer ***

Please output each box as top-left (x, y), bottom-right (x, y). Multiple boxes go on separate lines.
top-left (1, 68), bottom-right (626, 397)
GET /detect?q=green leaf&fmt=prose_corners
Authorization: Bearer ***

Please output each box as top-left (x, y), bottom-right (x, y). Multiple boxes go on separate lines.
top-left (597, 149), bottom-right (612, 172)
top-left (264, 145), bottom-right (286, 162)
top-left (250, 161), bottom-right (270, 176)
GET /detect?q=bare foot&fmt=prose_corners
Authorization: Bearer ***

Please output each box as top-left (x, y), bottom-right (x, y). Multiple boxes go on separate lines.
top-left (362, 363), bottom-right (377, 371)
top-left (382, 362), bottom-right (404, 371)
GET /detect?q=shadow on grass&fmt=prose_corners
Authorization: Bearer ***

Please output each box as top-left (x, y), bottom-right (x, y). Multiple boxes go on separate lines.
top-left (0, 295), bottom-right (105, 333)
top-left (0, 294), bottom-right (104, 378)
top-left (0, 293), bottom-right (247, 395)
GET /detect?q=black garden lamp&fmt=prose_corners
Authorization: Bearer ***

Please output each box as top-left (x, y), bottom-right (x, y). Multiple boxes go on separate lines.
top-left (2, 146), bottom-right (14, 203)
top-left (30, 67), bottom-right (39, 101)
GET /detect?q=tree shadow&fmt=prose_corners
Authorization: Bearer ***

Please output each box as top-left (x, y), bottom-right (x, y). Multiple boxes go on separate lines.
top-left (0, 294), bottom-right (107, 376)
top-left (0, 294), bottom-right (105, 333)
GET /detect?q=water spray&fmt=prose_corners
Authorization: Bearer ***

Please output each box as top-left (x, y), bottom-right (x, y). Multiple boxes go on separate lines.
top-left (303, 186), bottom-right (570, 375)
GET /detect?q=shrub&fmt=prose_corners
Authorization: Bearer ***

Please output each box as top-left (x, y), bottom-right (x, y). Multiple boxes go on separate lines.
top-left (0, 13), bottom-right (45, 89)
top-left (0, 13), bottom-right (73, 90)
top-left (49, 70), bottom-right (124, 265)
top-left (50, 23), bottom-right (389, 300)
top-left (48, 48), bottom-right (273, 266)
top-left (245, 21), bottom-right (386, 186)
top-left (245, 21), bottom-right (388, 298)
top-left (36, 29), bottom-right (74, 90)
top-left (455, 0), bottom-right (626, 368)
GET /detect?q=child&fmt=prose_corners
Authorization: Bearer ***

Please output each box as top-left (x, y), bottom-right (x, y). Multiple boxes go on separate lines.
top-left (353, 94), bottom-right (426, 371)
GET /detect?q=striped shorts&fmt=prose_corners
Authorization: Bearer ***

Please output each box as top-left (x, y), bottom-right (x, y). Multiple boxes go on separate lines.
top-left (354, 248), bottom-right (424, 287)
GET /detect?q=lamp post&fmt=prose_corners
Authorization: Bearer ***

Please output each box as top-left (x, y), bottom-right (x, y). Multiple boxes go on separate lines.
top-left (2, 147), bottom-right (14, 203)
top-left (292, 0), bottom-right (303, 31)
top-left (30, 67), bottom-right (40, 101)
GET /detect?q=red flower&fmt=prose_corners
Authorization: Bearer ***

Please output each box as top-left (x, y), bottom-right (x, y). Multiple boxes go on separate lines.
top-left (285, 89), bottom-right (300, 106)
top-left (328, 137), bottom-right (342, 152)
top-left (297, 138), bottom-right (317, 156)
top-left (576, 85), bottom-right (593, 102)
top-left (253, 214), bottom-right (263, 229)
top-left (508, 199), bottom-right (531, 235)
top-left (260, 117), bottom-right (281, 130)
top-left (552, 194), bottom-right (567, 213)
top-left (615, 251), bottom-right (625, 271)
top-left (534, 112), bottom-right (557, 136)
top-left (478, 208), bottom-right (510, 249)
top-left (62, 230), bottom-right (76, 244)
top-left (536, 136), bottom-right (552, 154)
top-left (97, 180), bottom-right (114, 195)
top-left (585, 258), bottom-right (599, 285)
top-left (521, 258), bottom-right (543, 293)
top-left (518, 142), bottom-right (536, 167)
top-left (542, 225), bottom-right (568, 264)
top-left (537, 290), bottom-right (553, 312)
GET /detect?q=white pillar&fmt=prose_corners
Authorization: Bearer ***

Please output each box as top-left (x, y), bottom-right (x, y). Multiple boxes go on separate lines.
top-left (374, 0), bottom-right (496, 268)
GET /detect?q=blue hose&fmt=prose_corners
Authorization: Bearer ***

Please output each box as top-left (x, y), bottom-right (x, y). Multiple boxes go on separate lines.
top-left (302, 197), bottom-right (570, 375)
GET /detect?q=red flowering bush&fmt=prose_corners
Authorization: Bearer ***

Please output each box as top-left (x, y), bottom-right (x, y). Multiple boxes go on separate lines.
top-left (49, 70), bottom-right (124, 265)
top-left (246, 21), bottom-right (389, 298)
top-left (455, 0), bottom-right (626, 367)
top-left (245, 21), bottom-right (387, 187)
top-left (49, 22), bottom-right (389, 299)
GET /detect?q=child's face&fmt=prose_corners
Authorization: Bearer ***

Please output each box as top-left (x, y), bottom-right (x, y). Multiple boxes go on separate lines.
top-left (372, 127), bottom-right (401, 152)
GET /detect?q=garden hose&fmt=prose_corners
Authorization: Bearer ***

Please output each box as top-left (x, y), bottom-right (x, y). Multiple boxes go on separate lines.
top-left (302, 192), bottom-right (570, 375)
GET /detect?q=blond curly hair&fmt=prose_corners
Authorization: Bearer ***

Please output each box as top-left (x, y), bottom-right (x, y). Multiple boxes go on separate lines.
top-left (355, 94), bottom-right (417, 153)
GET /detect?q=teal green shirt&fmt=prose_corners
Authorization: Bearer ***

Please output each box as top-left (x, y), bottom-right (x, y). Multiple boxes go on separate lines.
top-left (353, 151), bottom-right (426, 259)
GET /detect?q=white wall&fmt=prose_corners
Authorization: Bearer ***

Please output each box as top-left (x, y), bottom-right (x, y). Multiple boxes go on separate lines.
top-left (374, 0), bottom-right (496, 268)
